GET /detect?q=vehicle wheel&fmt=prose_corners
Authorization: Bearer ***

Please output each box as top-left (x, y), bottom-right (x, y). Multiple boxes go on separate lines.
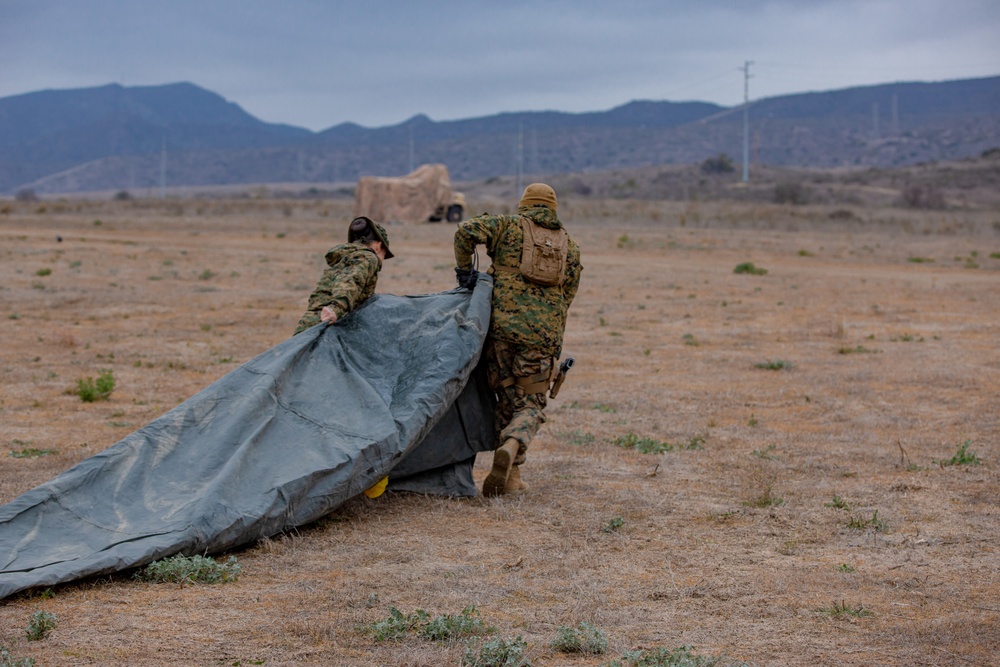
top-left (446, 205), bottom-right (464, 222)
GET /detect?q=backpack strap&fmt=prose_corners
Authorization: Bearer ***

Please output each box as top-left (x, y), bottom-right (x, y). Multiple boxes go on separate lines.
top-left (492, 265), bottom-right (520, 275)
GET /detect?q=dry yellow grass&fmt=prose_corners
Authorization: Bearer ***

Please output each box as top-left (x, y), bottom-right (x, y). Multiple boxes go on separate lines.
top-left (1, 197), bottom-right (998, 666)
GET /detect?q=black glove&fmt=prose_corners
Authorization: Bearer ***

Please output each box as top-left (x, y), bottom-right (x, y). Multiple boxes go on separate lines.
top-left (455, 267), bottom-right (478, 290)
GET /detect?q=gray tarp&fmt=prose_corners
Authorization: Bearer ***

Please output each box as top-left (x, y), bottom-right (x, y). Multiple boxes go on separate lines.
top-left (0, 277), bottom-right (495, 601)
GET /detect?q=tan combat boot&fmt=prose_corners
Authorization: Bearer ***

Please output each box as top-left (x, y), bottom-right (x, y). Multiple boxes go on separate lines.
top-left (505, 465), bottom-right (529, 494)
top-left (482, 438), bottom-right (519, 497)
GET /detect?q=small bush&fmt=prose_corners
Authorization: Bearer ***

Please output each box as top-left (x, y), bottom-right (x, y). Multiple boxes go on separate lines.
top-left (936, 439), bottom-right (980, 466)
top-left (10, 448), bottom-right (56, 459)
top-left (602, 516), bottom-right (625, 533)
top-left (614, 432), bottom-right (672, 454)
top-left (700, 154), bottom-right (735, 174)
top-left (825, 495), bottom-right (850, 510)
top-left (369, 606), bottom-right (493, 643)
top-left (463, 635), bottom-right (529, 667)
top-left (754, 360), bottom-right (794, 371)
top-left (0, 645), bottom-right (35, 666)
top-left (846, 510), bottom-right (886, 532)
top-left (370, 607), bottom-right (428, 642)
top-left (733, 262), bottom-right (767, 275)
top-left (837, 345), bottom-right (878, 354)
top-left (25, 611), bottom-right (57, 641)
top-left (419, 607), bottom-right (492, 642)
top-left (75, 369), bottom-right (115, 402)
top-left (743, 484), bottom-right (783, 508)
top-left (815, 601), bottom-right (873, 619)
top-left (551, 622), bottom-right (607, 654)
top-left (605, 644), bottom-right (750, 666)
top-left (751, 445), bottom-right (778, 460)
top-left (134, 554), bottom-right (241, 584)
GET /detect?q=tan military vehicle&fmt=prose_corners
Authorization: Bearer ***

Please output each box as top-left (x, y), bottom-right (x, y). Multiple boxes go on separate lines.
top-left (353, 163), bottom-right (465, 225)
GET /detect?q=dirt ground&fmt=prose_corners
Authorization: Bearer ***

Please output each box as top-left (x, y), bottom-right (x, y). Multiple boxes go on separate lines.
top-left (1, 197), bottom-right (998, 666)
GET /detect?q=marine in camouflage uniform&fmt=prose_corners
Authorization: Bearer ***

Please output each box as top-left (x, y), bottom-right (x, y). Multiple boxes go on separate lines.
top-left (295, 216), bottom-right (394, 334)
top-left (454, 183), bottom-right (582, 496)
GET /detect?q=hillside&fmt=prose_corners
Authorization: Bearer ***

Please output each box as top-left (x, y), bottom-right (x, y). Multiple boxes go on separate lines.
top-left (2, 76), bottom-right (999, 196)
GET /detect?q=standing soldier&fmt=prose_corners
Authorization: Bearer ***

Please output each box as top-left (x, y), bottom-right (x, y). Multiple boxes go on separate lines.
top-left (453, 183), bottom-right (582, 496)
top-left (295, 216), bottom-right (394, 334)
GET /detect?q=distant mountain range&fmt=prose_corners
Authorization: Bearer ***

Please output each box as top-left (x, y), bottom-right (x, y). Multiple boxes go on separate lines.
top-left (1, 76), bottom-right (998, 195)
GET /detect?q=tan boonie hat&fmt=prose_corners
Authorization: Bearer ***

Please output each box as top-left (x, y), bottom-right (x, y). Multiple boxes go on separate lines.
top-left (519, 183), bottom-right (557, 211)
top-left (349, 216), bottom-right (394, 259)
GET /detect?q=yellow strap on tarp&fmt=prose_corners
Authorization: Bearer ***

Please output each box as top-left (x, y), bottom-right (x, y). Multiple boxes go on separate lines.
top-left (363, 476), bottom-right (388, 499)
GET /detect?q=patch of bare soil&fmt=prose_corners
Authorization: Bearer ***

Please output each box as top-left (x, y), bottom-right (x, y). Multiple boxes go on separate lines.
top-left (1, 198), bottom-right (998, 666)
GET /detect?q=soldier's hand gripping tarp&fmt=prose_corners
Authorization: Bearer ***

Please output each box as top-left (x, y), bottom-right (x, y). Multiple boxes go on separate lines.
top-left (0, 277), bottom-right (495, 601)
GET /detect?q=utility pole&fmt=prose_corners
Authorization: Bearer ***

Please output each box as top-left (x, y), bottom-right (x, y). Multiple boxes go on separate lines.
top-left (741, 60), bottom-right (753, 183)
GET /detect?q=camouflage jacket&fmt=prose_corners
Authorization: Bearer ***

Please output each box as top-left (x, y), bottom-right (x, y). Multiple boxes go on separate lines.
top-left (454, 205), bottom-right (582, 356)
top-left (294, 242), bottom-right (382, 334)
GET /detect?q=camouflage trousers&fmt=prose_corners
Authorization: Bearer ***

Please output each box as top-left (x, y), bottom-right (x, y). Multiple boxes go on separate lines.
top-left (485, 337), bottom-right (554, 465)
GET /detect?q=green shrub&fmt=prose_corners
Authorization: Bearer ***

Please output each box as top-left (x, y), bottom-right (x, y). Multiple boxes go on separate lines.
top-left (25, 611), bottom-right (57, 641)
top-left (551, 622), bottom-right (607, 654)
top-left (754, 360), bottom-right (794, 371)
top-left (603, 516), bottom-right (625, 533)
top-left (10, 448), bottom-right (56, 459)
top-left (846, 510), bottom-right (886, 532)
top-left (604, 644), bottom-right (750, 666)
top-left (134, 554), bottom-right (241, 584)
top-left (369, 606), bottom-right (493, 643)
top-left (419, 607), bottom-right (492, 642)
top-left (75, 369), bottom-right (115, 402)
top-left (936, 439), bottom-right (981, 466)
top-left (733, 262), bottom-right (767, 275)
top-left (837, 345), bottom-right (878, 354)
top-left (614, 432), bottom-right (672, 454)
top-left (369, 607), bottom-right (427, 641)
top-left (463, 636), bottom-right (529, 667)
top-left (825, 495), bottom-right (850, 510)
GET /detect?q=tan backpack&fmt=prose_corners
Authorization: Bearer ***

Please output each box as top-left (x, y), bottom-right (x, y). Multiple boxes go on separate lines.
top-left (516, 216), bottom-right (569, 286)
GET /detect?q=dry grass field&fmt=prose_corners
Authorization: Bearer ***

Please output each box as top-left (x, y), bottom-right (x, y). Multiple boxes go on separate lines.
top-left (1, 196), bottom-right (998, 666)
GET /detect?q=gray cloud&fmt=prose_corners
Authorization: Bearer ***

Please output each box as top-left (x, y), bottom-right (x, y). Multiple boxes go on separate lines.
top-left (1, 0), bottom-right (998, 131)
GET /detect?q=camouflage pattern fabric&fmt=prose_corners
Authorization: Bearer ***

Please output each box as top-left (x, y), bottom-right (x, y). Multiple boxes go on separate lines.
top-left (455, 204), bottom-right (583, 462)
top-left (485, 338), bottom-right (552, 463)
top-left (454, 205), bottom-right (582, 357)
top-left (294, 241), bottom-right (382, 334)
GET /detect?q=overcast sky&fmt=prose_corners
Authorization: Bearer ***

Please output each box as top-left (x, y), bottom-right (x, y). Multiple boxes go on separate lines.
top-left (2, 0), bottom-right (998, 132)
